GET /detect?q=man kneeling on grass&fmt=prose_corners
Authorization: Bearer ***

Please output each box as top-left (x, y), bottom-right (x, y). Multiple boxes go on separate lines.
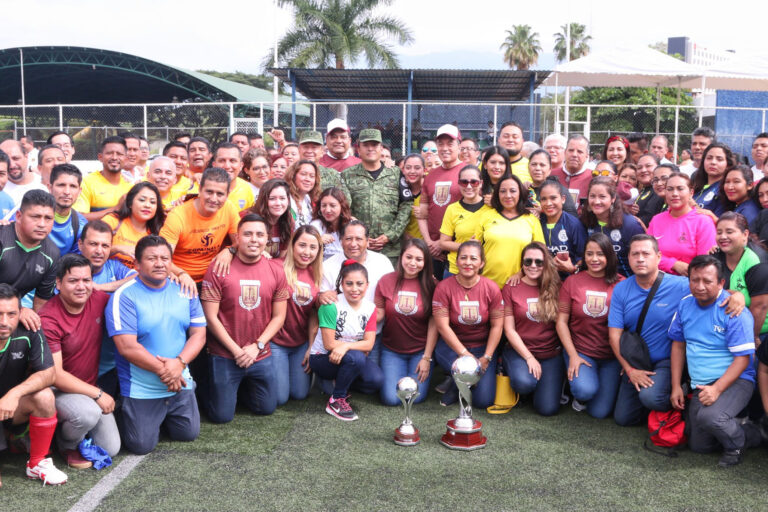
top-left (0, 283), bottom-right (67, 486)
top-left (106, 235), bottom-right (206, 455)
top-left (200, 214), bottom-right (289, 423)
top-left (669, 255), bottom-right (762, 467)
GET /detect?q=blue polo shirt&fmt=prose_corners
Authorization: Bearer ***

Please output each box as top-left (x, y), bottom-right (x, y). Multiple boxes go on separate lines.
top-left (587, 214), bottom-right (645, 277)
top-left (0, 190), bottom-right (13, 219)
top-left (49, 210), bottom-right (87, 256)
top-left (106, 276), bottom-right (206, 399)
top-left (668, 290), bottom-right (755, 387)
top-left (608, 273), bottom-right (690, 363)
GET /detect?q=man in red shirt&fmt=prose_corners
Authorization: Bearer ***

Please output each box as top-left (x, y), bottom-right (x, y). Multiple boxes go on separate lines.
top-left (40, 254), bottom-right (120, 469)
top-left (550, 135), bottom-right (592, 202)
top-left (200, 214), bottom-right (290, 423)
top-left (419, 124), bottom-right (465, 280)
top-left (319, 119), bottom-right (361, 172)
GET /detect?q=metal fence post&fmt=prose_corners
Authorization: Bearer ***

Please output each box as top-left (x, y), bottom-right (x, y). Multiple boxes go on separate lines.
top-left (143, 105), bottom-right (148, 138)
top-left (259, 103), bottom-right (264, 130)
top-left (493, 105), bottom-right (497, 146)
top-left (312, 103), bottom-right (316, 131)
top-left (58, 105), bottom-right (63, 130)
top-left (401, 103), bottom-right (406, 155)
top-left (673, 104), bottom-right (680, 160)
top-left (228, 103), bottom-right (235, 136)
top-left (585, 106), bottom-right (591, 140)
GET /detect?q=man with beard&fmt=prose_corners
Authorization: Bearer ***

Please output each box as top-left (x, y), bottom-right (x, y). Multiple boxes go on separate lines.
top-left (497, 122), bottom-right (532, 184)
top-left (47, 164), bottom-right (87, 256)
top-left (0, 140), bottom-right (47, 207)
top-left (73, 136), bottom-right (133, 222)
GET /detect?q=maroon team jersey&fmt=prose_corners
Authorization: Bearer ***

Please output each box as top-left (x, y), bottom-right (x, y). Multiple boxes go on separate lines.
top-left (558, 272), bottom-right (624, 359)
top-left (432, 275), bottom-right (503, 348)
top-left (201, 256), bottom-right (290, 361)
top-left (421, 162), bottom-right (463, 241)
top-left (502, 281), bottom-right (560, 359)
top-left (272, 267), bottom-right (318, 348)
top-left (319, 153), bottom-right (362, 172)
top-left (375, 273), bottom-right (430, 354)
top-left (40, 290), bottom-right (111, 386)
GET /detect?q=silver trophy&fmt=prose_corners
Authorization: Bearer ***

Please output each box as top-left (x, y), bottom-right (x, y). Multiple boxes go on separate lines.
top-left (451, 355), bottom-right (482, 430)
top-left (393, 377), bottom-right (420, 446)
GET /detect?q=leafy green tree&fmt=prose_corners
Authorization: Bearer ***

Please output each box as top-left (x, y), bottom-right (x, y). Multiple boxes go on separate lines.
top-left (267, 0), bottom-right (413, 69)
top-left (553, 23), bottom-right (592, 62)
top-left (500, 25), bottom-right (541, 70)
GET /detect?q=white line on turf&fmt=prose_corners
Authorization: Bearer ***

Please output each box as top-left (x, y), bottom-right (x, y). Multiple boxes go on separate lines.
top-left (67, 454), bottom-right (146, 512)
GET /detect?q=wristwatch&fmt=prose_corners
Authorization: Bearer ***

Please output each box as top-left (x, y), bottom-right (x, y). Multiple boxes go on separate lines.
top-left (257, 341), bottom-right (266, 351)
top-left (228, 246), bottom-right (237, 255)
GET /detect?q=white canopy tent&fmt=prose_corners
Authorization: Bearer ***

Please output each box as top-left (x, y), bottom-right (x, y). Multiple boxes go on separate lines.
top-left (542, 47), bottom-right (706, 157)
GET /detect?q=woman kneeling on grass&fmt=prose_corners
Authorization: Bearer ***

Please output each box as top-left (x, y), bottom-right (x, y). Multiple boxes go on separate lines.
top-left (309, 260), bottom-right (383, 421)
top-left (501, 242), bottom-right (563, 416)
top-left (432, 241), bottom-right (504, 408)
top-left (557, 233), bottom-right (625, 418)
top-left (375, 239), bottom-right (437, 406)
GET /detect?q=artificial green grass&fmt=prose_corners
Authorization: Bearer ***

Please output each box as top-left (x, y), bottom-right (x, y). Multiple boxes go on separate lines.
top-left (4, 387), bottom-right (768, 511)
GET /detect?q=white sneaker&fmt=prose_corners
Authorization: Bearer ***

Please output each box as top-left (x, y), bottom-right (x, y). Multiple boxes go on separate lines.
top-left (571, 399), bottom-right (586, 412)
top-left (26, 458), bottom-right (68, 485)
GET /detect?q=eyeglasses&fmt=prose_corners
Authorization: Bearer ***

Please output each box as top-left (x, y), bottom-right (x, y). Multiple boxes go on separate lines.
top-left (458, 179), bottom-right (481, 187)
top-left (592, 169), bottom-right (613, 177)
top-left (421, 147), bottom-right (437, 153)
top-left (522, 258), bottom-right (544, 267)
top-left (459, 146), bottom-right (478, 152)
top-left (651, 176), bottom-right (670, 184)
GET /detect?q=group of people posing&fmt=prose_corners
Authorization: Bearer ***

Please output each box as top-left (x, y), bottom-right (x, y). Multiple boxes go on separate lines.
top-left (0, 120), bottom-right (767, 487)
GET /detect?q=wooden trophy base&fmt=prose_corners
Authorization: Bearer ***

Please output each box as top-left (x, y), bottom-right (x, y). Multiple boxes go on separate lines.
top-left (440, 419), bottom-right (487, 450)
top-left (394, 427), bottom-right (420, 446)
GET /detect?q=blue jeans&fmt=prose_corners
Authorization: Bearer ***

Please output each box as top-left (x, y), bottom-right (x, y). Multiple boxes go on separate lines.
top-left (434, 340), bottom-right (496, 409)
top-left (379, 346), bottom-right (431, 406)
top-left (270, 342), bottom-right (311, 405)
top-left (309, 350), bottom-right (384, 399)
top-left (503, 347), bottom-right (564, 416)
top-left (367, 332), bottom-right (383, 367)
top-left (207, 354), bottom-right (277, 424)
top-left (564, 352), bottom-right (621, 419)
top-left (613, 358), bottom-right (672, 426)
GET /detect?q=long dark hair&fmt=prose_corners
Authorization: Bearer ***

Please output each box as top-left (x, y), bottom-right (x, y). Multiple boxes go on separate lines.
top-left (250, 178), bottom-right (294, 248)
top-left (480, 145), bottom-right (511, 195)
top-left (719, 165), bottom-right (755, 210)
top-left (313, 187), bottom-right (352, 234)
top-left (520, 241), bottom-right (560, 322)
top-left (114, 182), bottom-right (165, 234)
top-left (395, 238), bottom-right (435, 316)
top-left (581, 232), bottom-right (620, 284)
top-left (693, 142), bottom-right (736, 195)
top-left (580, 177), bottom-right (624, 229)
top-left (491, 174), bottom-right (529, 216)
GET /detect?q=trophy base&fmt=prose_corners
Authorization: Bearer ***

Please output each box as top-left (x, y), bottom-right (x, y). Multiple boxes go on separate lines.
top-left (393, 427), bottom-right (420, 446)
top-left (440, 419), bottom-right (487, 450)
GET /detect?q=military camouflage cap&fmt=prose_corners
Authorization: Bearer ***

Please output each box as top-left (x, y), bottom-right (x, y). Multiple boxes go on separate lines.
top-left (358, 129), bottom-right (382, 143)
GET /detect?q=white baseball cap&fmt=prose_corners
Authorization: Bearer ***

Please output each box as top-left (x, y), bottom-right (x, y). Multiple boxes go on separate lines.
top-left (436, 124), bottom-right (461, 141)
top-left (326, 118), bottom-right (350, 134)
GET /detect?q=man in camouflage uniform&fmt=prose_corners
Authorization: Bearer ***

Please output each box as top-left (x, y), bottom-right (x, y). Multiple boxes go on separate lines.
top-left (297, 131), bottom-right (349, 201)
top-left (342, 129), bottom-right (412, 265)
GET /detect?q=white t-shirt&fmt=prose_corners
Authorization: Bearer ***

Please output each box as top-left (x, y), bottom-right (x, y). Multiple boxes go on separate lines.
top-left (248, 182), bottom-right (260, 200)
top-left (310, 294), bottom-right (376, 355)
top-left (751, 165), bottom-right (765, 182)
top-left (290, 195), bottom-right (313, 228)
top-left (679, 163), bottom-right (696, 177)
top-left (310, 219), bottom-right (342, 260)
top-left (4, 176), bottom-right (47, 206)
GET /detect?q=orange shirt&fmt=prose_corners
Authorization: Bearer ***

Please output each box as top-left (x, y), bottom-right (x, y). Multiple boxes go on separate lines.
top-left (104, 214), bottom-right (150, 269)
top-left (159, 199), bottom-right (239, 282)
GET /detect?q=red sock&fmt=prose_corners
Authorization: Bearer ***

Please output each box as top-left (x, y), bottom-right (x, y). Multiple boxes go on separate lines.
top-left (27, 414), bottom-right (57, 468)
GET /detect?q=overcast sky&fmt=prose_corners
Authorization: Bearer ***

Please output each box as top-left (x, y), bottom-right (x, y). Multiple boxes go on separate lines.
top-left (3, 0), bottom-right (759, 74)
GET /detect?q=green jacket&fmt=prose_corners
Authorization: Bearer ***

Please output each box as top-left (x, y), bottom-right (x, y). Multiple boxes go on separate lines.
top-left (729, 247), bottom-right (768, 334)
top-left (342, 164), bottom-right (412, 258)
top-left (319, 165), bottom-right (350, 203)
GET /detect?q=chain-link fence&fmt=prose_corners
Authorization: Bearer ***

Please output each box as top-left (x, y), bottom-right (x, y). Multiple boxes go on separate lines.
top-left (1, 101), bottom-right (766, 164)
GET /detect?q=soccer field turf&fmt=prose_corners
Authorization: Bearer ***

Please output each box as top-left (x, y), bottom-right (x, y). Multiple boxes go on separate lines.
top-left (3, 384), bottom-right (768, 512)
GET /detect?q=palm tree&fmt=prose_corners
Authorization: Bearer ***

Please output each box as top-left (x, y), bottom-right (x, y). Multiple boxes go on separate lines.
top-left (499, 25), bottom-right (541, 70)
top-left (267, 0), bottom-right (413, 69)
top-left (553, 23), bottom-right (592, 62)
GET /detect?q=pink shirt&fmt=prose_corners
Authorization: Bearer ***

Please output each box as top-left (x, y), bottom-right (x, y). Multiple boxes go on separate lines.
top-left (647, 209), bottom-right (717, 274)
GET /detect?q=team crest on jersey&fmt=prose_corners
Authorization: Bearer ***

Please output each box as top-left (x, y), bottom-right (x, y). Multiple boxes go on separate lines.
top-left (610, 229), bottom-right (621, 242)
top-left (292, 281), bottom-right (313, 306)
top-left (433, 181), bottom-right (452, 207)
top-left (238, 199), bottom-right (246, 209)
top-left (679, 232), bottom-right (687, 243)
top-left (458, 300), bottom-right (482, 325)
top-left (266, 237), bottom-right (280, 258)
top-left (201, 233), bottom-right (214, 247)
top-left (558, 229), bottom-right (568, 242)
top-left (583, 290), bottom-right (608, 318)
top-left (395, 291), bottom-right (418, 315)
top-left (704, 191), bottom-right (715, 202)
top-left (238, 280), bottom-right (261, 310)
top-left (525, 297), bottom-right (541, 322)
top-left (359, 314), bottom-right (369, 331)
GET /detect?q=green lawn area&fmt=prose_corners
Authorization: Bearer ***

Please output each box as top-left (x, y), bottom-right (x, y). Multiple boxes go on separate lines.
top-left (3, 382), bottom-right (768, 511)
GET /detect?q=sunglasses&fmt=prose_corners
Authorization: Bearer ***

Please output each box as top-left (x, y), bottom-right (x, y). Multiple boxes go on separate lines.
top-left (592, 169), bottom-right (614, 177)
top-left (523, 258), bottom-right (544, 267)
top-left (458, 179), bottom-right (481, 187)
top-left (422, 147), bottom-right (437, 153)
